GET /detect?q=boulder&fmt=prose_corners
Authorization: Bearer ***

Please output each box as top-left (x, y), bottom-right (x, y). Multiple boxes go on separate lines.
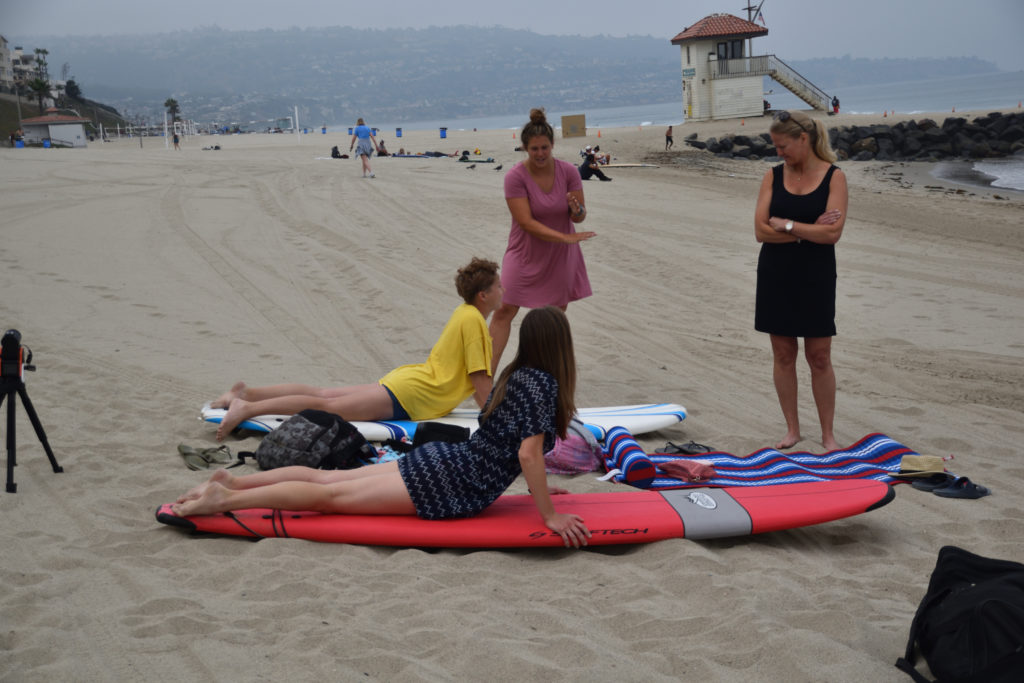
top-left (851, 137), bottom-right (878, 155)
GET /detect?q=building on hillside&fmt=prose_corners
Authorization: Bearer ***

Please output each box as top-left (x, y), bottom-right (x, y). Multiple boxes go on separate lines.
top-left (20, 109), bottom-right (91, 147)
top-left (0, 36), bottom-right (13, 92)
top-left (670, 13), bottom-right (830, 121)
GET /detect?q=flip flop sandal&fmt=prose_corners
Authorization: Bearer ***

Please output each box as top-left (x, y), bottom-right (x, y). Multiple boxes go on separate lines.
top-left (932, 476), bottom-right (991, 499)
top-left (178, 444), bottom-right (211, 471)
top-left (178, 444), bottom-right (235, 470)
top-left (909, 472), bottom-right (956, 491)
top-left (655, 440), bottom-right (714, 455)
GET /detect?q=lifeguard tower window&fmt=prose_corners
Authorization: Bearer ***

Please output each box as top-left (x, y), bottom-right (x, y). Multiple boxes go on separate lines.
top-left (717, 40), bottom-right (744, 60)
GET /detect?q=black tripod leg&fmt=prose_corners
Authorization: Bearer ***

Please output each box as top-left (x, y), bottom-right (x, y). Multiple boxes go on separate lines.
top-left (4, 391), bottom-right (15, 492)
top-left (17, 385), bottom-right (63, 474)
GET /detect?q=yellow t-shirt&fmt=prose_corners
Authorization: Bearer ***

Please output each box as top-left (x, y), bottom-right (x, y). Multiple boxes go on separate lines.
top-left (379, 303), bottom-right (492, 420)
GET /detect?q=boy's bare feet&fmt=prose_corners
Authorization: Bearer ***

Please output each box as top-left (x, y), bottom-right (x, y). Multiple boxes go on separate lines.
top-left (821, 436), bottom-right (841, 452)
top-left (215, 398), bottom-right (250, 441)
top-left (172, 481), bottom-right (231, 516)
top-left (211, 381), bottom-right (247, 409)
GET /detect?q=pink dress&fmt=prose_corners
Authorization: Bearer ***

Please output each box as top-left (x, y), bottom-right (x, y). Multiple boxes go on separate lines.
top-left (502, 159), bottom-right (592, 308)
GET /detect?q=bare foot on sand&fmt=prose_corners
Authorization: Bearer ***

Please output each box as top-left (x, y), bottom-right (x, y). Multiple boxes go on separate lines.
top-left (215, 398), bottom-right (250, 441)
top-left (172, 480), bottom-right (231, 516)
top-left (211, 381), bottom-right (247, 409)
top-left (821, 436), bottom-right (841, 452)
top-left (775, 431), bottom-right (802, 450)
top-left (176, 468), bottom-right (234, 504)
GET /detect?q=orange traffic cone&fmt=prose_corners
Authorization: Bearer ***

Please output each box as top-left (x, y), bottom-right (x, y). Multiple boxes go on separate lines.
top-left (598, 130), bottom-right (601, 138)
top-left (741, 119), bottom-right (745, 125)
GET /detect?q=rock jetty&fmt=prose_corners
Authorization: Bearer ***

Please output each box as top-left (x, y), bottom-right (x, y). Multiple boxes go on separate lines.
top-left (685, 112), bottom-right (1024, 161)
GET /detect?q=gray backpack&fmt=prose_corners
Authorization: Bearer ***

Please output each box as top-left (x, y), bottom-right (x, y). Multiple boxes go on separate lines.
top-left (251, 409), bottom-right (375, 470)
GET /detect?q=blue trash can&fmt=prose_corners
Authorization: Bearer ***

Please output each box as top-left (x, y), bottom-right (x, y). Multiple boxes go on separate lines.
top-left (440, 127), bottom-right (447, 139)
top-left (396, 128), bottom-right (402, 138)
top-left (15, 140), bottom-right (24, 148)
top-left (322, 127), bottom-right (327, 134)
top-left (43, 140), bottom-right (51, 148)
top-left (348, 128), bottom-right (353, 135)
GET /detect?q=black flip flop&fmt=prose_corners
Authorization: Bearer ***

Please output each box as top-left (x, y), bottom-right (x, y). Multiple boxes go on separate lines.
top-left (932, 476), bottom-right (991, 499)
top-left (909, 472), bottom-right (956, 492)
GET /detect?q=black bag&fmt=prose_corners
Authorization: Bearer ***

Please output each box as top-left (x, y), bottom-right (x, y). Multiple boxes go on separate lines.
top-left (250, 409), bottom-right (375, 470)
top-left (411, 421), bottom-right (471, 448)
top-left (896, 545), bottom-right (1024, 683)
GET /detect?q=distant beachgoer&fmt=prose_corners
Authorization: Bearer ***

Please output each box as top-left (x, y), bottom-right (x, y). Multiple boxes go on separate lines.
top-left (209, 258), bottom-right (503, 441)
top-left (754, 109), bottom-right (848, 451)
top-left (349, 118), bottom-right (379, 177)
top-left (578, 147), bottom-right (612, 182)
top-left (593, 145), bottom-right (610, 165)
top-left (489, 108), bottom-right (596, 371)
top-left (665, 125), bottom-right (674, 150)
top-left (377, 139), bottom-right (389, 156)
top-left (174, 307), bottom-right (592, 548)
top-left (832, 96), bottom-right (840, 114)
top-left (173, 132), bottom-right (181, 150)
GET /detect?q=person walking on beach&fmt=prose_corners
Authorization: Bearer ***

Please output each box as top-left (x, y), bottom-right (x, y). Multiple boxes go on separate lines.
top-left (349, 118), bottom-right (379, 177)
top-left (172, 132), bottom-right (181, 150)
top-left (489, 108), bottom-right (596, 371)
top-left (754, 110), bottom-right (848, 452)
top-left (831, 96), bottom-right (840, 114)
top-left (209, 258), bottom-right (502, 441)
top-left (665, 125), bottom-right (674, 150)
top-left (174, 307), bottom-right (592, 548)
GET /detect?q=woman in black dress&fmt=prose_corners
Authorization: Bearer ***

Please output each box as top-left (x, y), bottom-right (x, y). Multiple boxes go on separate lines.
top-left (754, 110), bottom-right (848, 451)
top-left (172, 307), bottom-right (592, 548)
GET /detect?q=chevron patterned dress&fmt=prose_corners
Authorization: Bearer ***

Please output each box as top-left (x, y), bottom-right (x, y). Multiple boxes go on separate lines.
top-left (398, 367), bottom-right (557, 520)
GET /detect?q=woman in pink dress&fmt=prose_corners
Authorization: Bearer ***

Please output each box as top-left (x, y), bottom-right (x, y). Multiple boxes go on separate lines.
top-left (489, 108), bottom-right (597, 369)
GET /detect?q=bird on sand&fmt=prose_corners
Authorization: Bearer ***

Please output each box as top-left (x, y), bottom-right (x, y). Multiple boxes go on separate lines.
top-left (466, 164), bottom-right (476, 170)
top-left (494, 164), bottom-right (503, 171)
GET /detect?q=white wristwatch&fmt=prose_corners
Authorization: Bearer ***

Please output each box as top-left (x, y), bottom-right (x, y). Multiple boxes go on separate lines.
top-left (784, 220), bottom-right (794, 233)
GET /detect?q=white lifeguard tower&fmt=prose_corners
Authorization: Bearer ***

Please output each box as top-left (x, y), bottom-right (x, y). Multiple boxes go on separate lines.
top-left (671, 12), bottom-right (830, 121)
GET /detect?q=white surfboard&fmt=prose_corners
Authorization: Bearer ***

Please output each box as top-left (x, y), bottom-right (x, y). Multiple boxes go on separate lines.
top-left (200, 402), bottom-right (686, 442)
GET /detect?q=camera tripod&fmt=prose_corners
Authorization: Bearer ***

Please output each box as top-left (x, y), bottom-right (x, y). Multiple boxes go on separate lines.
top-left (1, 334), bottom-right (62, 493)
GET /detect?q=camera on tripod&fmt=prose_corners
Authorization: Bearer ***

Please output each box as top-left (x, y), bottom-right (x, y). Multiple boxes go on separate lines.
top-left (2, 329), bottom-right (34, 382)
top-left (1, 328), bottom-right (61, 492)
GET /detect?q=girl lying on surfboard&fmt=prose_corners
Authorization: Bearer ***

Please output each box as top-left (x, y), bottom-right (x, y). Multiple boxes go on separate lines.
top-left (210, 257), bottom-right (501, 441)
top-left (174, 307), bottom-right (592, 548)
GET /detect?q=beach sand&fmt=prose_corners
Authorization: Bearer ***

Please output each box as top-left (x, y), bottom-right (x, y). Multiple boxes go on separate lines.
top-left (1, 109), bottom-right (1022, 681)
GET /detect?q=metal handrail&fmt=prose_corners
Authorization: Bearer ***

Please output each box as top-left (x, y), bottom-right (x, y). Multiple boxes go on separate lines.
top-left (710, 54), bottom-right (830, 109)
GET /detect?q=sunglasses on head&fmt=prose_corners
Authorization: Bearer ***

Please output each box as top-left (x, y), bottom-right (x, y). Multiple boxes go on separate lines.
top-left (774, 110), bottom-right (813, 134)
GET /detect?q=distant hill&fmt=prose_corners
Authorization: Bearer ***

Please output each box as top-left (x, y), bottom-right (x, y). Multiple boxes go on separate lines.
top-left (11, 26), bottom-right (1001, 126)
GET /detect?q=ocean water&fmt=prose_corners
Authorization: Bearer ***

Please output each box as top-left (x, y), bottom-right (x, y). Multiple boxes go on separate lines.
top-left (343, 70), bottom-right (1024, 190)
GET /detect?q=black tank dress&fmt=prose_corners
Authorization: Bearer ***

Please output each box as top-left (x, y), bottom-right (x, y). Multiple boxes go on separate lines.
top-left (755, 164), bottom-right (838, 338)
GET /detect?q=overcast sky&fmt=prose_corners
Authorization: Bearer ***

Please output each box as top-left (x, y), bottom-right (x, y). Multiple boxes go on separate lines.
top-left (4, 0), bottom-right (1023, 71)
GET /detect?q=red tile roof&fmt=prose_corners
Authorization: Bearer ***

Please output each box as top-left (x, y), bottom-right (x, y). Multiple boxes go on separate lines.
top-left (20, 113), bottom-right (90, 125)
top-left (670, 13), bottom-right (768, 44)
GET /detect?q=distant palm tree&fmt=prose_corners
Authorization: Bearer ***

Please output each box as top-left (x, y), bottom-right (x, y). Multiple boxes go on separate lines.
top-left (27, 78), bottom-right (50, 114)
top-left (164, 98), bottom-right (181, 122)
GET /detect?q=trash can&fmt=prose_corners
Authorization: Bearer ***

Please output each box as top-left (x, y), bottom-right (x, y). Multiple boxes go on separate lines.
top-left (43, 140), bottom-right (51, 148)
top-left (440, 127), bottom-right (447, 139)
top-left (348, 128), bottom-right (353, 135)
top-left (15, 140), bottom-right (24, 148)
top-left (396, 128), bottom-right (402, 138)
top-left (321, 126), bottom-right (327, 134)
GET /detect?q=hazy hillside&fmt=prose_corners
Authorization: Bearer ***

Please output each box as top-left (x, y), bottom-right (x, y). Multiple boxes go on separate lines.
top-left (11, 26), bottom-right (1001, 126)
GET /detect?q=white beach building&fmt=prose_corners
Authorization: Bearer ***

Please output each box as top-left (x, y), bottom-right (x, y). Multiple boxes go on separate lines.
top-left (19, 109), bottom-right (90, 148)
top-left (671, 13), bottom-right (830, 121)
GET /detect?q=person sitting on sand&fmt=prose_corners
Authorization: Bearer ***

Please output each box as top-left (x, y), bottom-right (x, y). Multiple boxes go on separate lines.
top-left (174, 308), bottom-right (592, 548)
top-left (210, 257), bottom-right (503, 441)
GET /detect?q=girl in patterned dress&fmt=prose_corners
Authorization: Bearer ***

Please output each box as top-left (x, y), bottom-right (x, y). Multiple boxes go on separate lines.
top-left (172, 307), bottom-right (592, 548)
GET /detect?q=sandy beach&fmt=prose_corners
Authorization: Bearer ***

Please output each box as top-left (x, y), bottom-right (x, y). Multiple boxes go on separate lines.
top-left (1, 108), bottom-right (1022, 681)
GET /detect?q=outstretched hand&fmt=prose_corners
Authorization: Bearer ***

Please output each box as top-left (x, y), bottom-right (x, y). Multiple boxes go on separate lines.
top-left (565, 231), bottom-right (596, 244)
top-left (545, 512), bottom-right (591, 548)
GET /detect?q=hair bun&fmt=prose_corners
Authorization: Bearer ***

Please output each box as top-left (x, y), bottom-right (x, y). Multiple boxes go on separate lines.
top-left (529, 108), bottom-right (547, 125)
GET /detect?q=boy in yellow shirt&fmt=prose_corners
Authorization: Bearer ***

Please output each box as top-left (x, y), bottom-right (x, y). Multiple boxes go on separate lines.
top-left (211, 258), bottom-right (502, 441)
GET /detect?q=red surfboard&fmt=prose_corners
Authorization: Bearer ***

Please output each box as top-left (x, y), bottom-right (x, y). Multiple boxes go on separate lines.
top-left (156, 480), bottom-right (894, 547)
